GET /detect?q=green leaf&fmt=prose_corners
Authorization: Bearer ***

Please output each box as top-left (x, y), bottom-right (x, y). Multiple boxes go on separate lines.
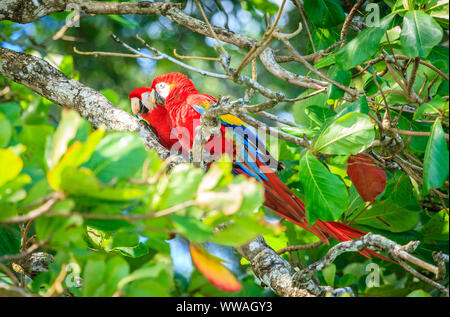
top-left (303, 0), bottom-right (346, 27)
top-left (305, 105), bottom-right (336, 127)
top-left (299, 151), bottom-right (348, 224)
top-left (413, 96), bottom-right (445, 120)
top-left (322, 263), bottom-right (336, 287)
top-left (407, 289), bottom-right (432, 297)
top-left (82, 259), bottom-right (106, 297)
top-left (59, 166), bottom-right (145, 201)
top-left (0, 149), bottom-right (23, 187)
top-left (85, 132), bottom-right (147, 184)
top-left (112, 243), bottom-right (149, 258)
top-left (292, 90), bottom-right (328, 128)
top-left (280, 126), bottom-right (318, 139)
top-left (335, 96), bottom-right (370, 119)
top-left (313, 112), bottom-right (375, 155)
top-left (241, 0), bottom-right (279, 15)
top-left (353, 200), bottom-right (419, 232)
top-left (0, 226), bottom-right (21, 257)
top-left (421, 210), bottom-right (449, 243)
top-left (425, 0), bottom-right (449, 28)
top-left (103, 257), bottom-right (130, 296)
top-left (48, 128), bottom-right (105, 190)
top-left (0, 173), bottom-right (31, 203)
top-left (17, 124), bottom-right (54, 169)
top-left (0, 113), bottom-right (12, 148)
top-left (335, 14), bottom-right (395, 70)
top-left (0, 102), bottom-right (21, 124)
top-left (327, 65), bottom-right (351, 100)
top-left (314, 54), bottom-right (336, 69)
top-left (155, 165), bottom-right (204, 209)
top-left (170, 214), bottom-right (213, 242)
top-left (400, 10), bottom-right (443, 57)
top-left (423, 119), bottom-right (449, 195)
top-left (211, 223), bottom-right (257, 246)
top-left (47, 109), bottom-right (82, 169)
top-left (107, 15), bottom-right (139, 29)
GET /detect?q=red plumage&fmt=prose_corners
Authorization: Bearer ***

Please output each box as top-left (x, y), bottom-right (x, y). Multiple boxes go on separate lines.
top-left (129, 87), bottom-right (176, 149)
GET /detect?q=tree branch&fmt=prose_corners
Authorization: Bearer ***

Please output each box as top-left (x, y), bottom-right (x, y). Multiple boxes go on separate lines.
top-left (0, 47), bottom-right (170, 159)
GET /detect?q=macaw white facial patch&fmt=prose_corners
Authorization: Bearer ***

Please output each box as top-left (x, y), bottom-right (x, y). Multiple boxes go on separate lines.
top-left (155, 82), bottom-right (170, 99)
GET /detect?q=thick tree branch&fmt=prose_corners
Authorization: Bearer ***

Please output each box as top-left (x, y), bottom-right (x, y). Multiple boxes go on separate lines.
top-left (238, 236), bottom-right (353, 297)
top-left (0, 0), bottom-right (182, 24)
top-left (0, 47), bottom-right (169, 159)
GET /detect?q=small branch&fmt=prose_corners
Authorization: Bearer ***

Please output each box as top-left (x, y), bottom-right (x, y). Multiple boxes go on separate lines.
top-left (277, 241), bottom-right (323, 254)
top-left (0, 238), bottom-right (51, 264)
top-left (0, 196), bottom-right (60, 224)
top-left (173, 49), bottom-right (220, 61)
top-left (340, 0), bottom-right (365, 47)
top-left (390, 128), bottom-right (449, 142)
top-left (280, 39), bottom-right (360, 98)
top-left (193, 0), bottom-right (227, 57)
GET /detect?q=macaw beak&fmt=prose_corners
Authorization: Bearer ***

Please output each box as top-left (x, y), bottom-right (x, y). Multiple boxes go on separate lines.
top-left (130, 97), bottom-right (148, 116)
top-left (149, 89), bottom-right (166, 108)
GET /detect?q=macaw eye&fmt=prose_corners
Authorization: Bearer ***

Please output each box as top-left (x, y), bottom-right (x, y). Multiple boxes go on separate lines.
top-left (155, 82), bottom-right (170, 99)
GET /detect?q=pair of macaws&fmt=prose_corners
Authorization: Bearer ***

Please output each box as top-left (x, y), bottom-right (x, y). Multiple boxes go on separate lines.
top-left (129, 72), bottom-right (386, 260)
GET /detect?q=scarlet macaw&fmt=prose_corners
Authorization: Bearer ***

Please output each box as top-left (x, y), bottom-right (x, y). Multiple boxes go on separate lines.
top-left (129, 87), bottom-right (176, 149)
top-left (134, 72), bottom-right (386, 259)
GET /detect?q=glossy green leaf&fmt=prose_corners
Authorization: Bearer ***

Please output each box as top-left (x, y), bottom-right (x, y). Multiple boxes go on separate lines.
top-left (170, 214), bottom-right (213, 242)
top-left (423, 119), bottom-right (449, 195)
top-left (335, 96), bottom-right (370, 119)
top-left (47, 109), bottom-right (81, 169)
top-left (313, 112), bottom-right (375, 155)
top-left (327, 65), bottom-right (351, 100)
top-left (322, 263), bottom-right (336, 287)
top-left (421, 210), bottom-right (449, 243)
top-left (280, 126), bottom-right (318, 139)
top-left (0, 148), bottom-right (23, 187)
top-left (353, 200), bottom-right (419, 232)
top-left (299, 151), bottom-right (348, 224)
top-left (85, 132), bottom-right (147, 183)
top-left (400, 10), bottom-right (443, 57)
top-left (303, 0), bottom-right (346, 27)
top-left (335, 14), bottom-right (395, 70)
top-left (47, 128), bottom-right (105, 190)
top-left (82, 260), bottom-right (106, 297)
top-left (0, 113), bottom-right (12, 148)
top-left (305, 105), bottom-right (336, 127)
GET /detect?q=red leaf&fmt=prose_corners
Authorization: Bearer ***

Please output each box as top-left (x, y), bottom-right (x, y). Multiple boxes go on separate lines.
top-left (347, 154), bottom-right (387, 202)
top-left (189, 243), bottom-right (242, 293)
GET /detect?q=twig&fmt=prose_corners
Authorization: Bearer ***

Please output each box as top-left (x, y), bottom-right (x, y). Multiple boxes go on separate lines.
top-left (44, 264), bottom-right (67, 297)
top-left (280, 39), bottom-right (359, 98)
top-left (293, 0), bottom-right (315, 52)
top-left (340, 0), bottom-right (365, 47)
top-left (1, 196), bottom-right (60, 224)
top-left (193, 0), bottom-right (227, 57)
top-left (235, 0), bottom-right (287, 75)
top-left (173, 49), bottom-right (220, 61)
top-left (390, 128), bottom-right (449, 142)
top-left (0, 263), bottom-right (19, 286)
top-left (0, 237), bottom-right (51, 264)
top-left (277, 241), bottom-right (323, 254)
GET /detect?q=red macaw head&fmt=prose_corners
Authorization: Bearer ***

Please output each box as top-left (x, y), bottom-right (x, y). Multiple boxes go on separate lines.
top-left (128, 87), bottom-right (158, 117)
top-left (147, 72), bottom-right (198, 108)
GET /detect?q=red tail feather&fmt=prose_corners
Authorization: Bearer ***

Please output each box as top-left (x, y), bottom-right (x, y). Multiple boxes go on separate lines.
top-left (239, 155), bottom-right (394, 262)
